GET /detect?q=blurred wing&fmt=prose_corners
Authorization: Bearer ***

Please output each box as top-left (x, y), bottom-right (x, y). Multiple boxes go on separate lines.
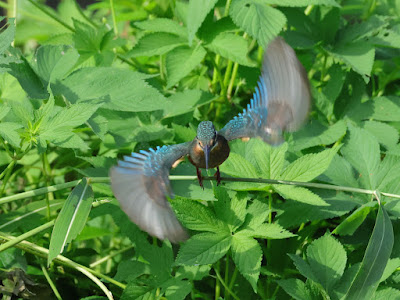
top-left (218, 37), bottom-right (310, 145)
top-left (110, 142), bottom-right (191, 243)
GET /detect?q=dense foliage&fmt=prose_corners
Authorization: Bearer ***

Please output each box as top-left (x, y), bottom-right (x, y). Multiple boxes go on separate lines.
top-left (0, 0), bottom-right (400, 299)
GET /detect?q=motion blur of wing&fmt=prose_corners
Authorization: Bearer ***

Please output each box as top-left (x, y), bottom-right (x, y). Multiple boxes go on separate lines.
top-left (218, 37), bottom-right (310, 144)
top-left (110, 143), bottom-right (191, 243)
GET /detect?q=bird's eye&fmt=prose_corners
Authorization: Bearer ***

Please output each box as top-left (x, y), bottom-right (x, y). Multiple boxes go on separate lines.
top-left (198, 142), bottom-right (202, 147)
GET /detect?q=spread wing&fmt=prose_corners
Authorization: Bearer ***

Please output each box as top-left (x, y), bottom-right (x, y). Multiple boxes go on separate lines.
top-left (218, 37), bottom-right (310, 145)
top-left (110, 142), bottom-right (191, 243)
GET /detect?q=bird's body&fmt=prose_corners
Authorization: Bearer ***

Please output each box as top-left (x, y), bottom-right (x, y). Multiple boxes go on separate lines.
top-left (110, 37), bottom-right (311, 243)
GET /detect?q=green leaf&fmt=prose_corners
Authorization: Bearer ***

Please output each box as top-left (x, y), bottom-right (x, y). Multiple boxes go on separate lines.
top-left (341, 125), bottom-right (380, 189)
top-left (214, 188), bottom-right (248, 231)
top-left (205, 32), bottom-right (255, 67)
top-left (323, 154), bottom-right (359, 188)
top-left (220, 152), bottom-right (259, 178)
top-left (291, 120), bottom-right (347, 152)
top-left (346, 96), bottom-right (400, 122)
top-left (380, 258), bottom-right (400, 282)
top-left (229, 0), bottom-right (286, 48)
top-left (265, 0), bottom-right (339, 6)
top-left (54, 67), bottom-right (167, 112)
top-left (0, 122), bottom-right (22, 148)
top-left (278, 279), bottom-right (312, 300)
top-left (231, 232), bottom-right (262, 291)
top-left (362, 121), bottom-right (399, 150)
top-left (0, 18), bottom-right (15, 55)
top-left (315, 64), bottom-right (346, 119)
top-left (306, 234), bottom-right (347, 293)
top-left (288, 253), bottom-right (319, 283)
top-left (164, 278), bottom-right (192, 300)
top-left (330, 41), bottom-right (375, 79)
top-left (333, 202), bottom-right (376, 236)
top-left (175, 232), bottom-right (231, 265)
top-left (376, 155), bottom-right (400, 191)
top-left (0, 104), bottom-right (10, 121)
top-left (126, 33), bottom-right (187, 57)
top-left (8, 56), bottom-right (48, 99)
top-left (243, 223), bottom-right (296, 239)
top-left (345, 205), bottom-right (394, 300)
top-left (245, 199), bottom-right (269, 230)
top-left (44, 103), bottom-right (101, 130)
top-left (246, 139), bottom-right (287, 179)
top-left (187, 0), bottom-right (218, 45)
top-left (172, 197), bottom-right (227, 233)
top-left (166, 45), bottom-right (206, 88)
top-left (163, 89), bottom-right (214, 118)
top-left (277, 192), bottom-right (358, 228)
top-left (372, 288), bottom-right (400, 300)
top-left (48, 178), bottom-right (94, 265)
top-left (135, 18), bottom-right (187, 37)
top-left (281, 147), bottom-right (338, 182)
top-left (274, 185), bottom-right (328, 206)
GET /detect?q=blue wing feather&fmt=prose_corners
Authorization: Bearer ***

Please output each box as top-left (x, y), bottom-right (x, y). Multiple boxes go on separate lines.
top-left (110, 142), bottom-right (191, 243)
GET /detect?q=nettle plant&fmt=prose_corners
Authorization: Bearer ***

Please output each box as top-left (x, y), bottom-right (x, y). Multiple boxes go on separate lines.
top-left (0, 0), bottom-right (400, 299)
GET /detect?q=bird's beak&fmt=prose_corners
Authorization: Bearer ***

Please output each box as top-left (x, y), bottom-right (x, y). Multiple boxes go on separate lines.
top-left (204, 145), bottom-right (211, 170)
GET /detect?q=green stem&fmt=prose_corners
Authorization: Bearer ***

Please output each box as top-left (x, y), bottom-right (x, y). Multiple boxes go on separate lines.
top-left (0, 160), bottom-right (15, 197)
top-left (224, 0), bottom-right (232, 16)
top-left (0, 232), bottom-right (126, 290)
top-left (223, 61), bottom-right (233, 88)
top-left (41, 264), bottom-right (62, 300)
top-left (227, 62), bottom-right (239, 100)
top-left (0, 220), bottom-right (55, 252)
top-left (212, 55), bottom-right (221, 90)
top-left (215, 261), bottom-right (221, 300)
top-left (224, 254), bottom-right (229, 300)
top-left (90, 246), bottom-right (133, 268)
top-left (0, 160), bottom-right (15, 181)
top-left (109, 0), bottom-right (118, 35)
top-left (214, 266), bottom-right (240, 300)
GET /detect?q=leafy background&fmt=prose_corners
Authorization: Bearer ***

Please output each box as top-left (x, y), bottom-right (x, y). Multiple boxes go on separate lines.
top-left (0, 0), bottom-right (400, 299)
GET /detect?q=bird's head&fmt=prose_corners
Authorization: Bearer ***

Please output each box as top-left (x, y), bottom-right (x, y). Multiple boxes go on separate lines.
top-left (196, 121), bottom-right (217, 169)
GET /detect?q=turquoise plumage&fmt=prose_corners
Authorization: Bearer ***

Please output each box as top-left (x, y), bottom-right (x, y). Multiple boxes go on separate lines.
top-left (110, 37), bottom-right (311, 243)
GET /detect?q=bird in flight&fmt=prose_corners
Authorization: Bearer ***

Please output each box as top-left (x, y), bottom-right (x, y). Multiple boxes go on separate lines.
top-left (110, 37), bottom-right (311, 243)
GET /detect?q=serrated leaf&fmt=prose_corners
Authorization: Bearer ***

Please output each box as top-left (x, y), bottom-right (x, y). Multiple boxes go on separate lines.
top-left (245, 199), bottom-right (269, 229)
top-left (346, 96), bottom-right (400, 122)
top-left (0, 104), bottom-right (10, 121)
top-left (292, 120), bottom-right (347, 151)
top-left (135, 18), bottom-right (187, 37)
top-left (278, 279), bottom-right (312, 300)
top-left (220, 152), bottom-right (260, 178)
top-left (288, 253), bottom-right (319, 283)
top-left (0, 122), bottom-right (22, 148)
top-left (363, 121), bottom-right (399, 150)
top-left (187, 0), bottom-right (218, 45)
top-left (245, 139), bottom-right (287, 179)
top-left (214, 188), bottom-right (247, 231)
top-left (205, 32), bottom-right (255, 67)
top-left (48, 178), bottom-right (94, 265)
top-left (172, 197), bottom-right (227, 232)
top-left (274, 185), bottom-right (328, 206)
top-left (164, 278), bottom-right (192, 300)
top-left (163, 89), bottom-right (214, 118)
top-left (322, 154), bottom-right (359, 188)
top-left (376, 155), bottom-right (400, 191)
top-left (45, 103), bottom-right (101, 130)
top-left (166, 45), bottom-right (206, 88)
top-left (54, 67), bottom-right (167, 112)
top-left (175, 232), bottom-right (231, 265)
top-left (341, 125), bottom-right (380, 189)
top-left (345, 205), bottom-right (394, 300)
top-left (282, 147), bottom-right (338, 182)
top-left (40, 127), bottom-right (89, 150)
top-left (231, 232), bottom-right (262, 291)
top-left (127, 33), bottom-right (187, 57)
top-left (306, 234), bottom-right (347, 293)
top-left (330, 41), bottom-right (375, 78)
top-left (380, 258), bottom-right (400, 283)
top-left (229, 0), bottom-right (286, 48)
top-left (277, 192), bottom-right (358, 228)
top-left (244, 223), bottom-right (296, 239)
top-left (372, 288), bottom-right (400, 300)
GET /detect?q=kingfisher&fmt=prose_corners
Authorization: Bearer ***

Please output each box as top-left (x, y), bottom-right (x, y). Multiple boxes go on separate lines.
top-left (110, 37), bottom-right (310, 243)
